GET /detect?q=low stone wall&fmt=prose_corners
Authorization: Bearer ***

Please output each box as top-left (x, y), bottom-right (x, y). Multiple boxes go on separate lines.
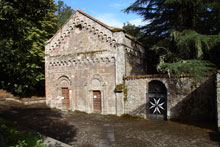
top-left (124, 75), bottom-right (216, 121)
top-left (6, 97), bottom-right (46, 105)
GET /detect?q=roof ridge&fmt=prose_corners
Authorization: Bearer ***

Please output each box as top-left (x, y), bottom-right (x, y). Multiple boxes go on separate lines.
top-left (76, 8), bottom-right (114, 30)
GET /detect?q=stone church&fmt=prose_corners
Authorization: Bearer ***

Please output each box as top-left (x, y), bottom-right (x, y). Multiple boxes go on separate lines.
top-left (45, 9), bottom-right (217, 122)
top-left (45, 9), bottom-right (146, 116)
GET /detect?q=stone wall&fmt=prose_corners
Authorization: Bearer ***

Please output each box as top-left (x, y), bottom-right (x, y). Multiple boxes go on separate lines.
top-left (124, 35), bottom-right (147, 76)
top-left (124, 75), bottom-right (216, 121)
top-left (46, 58), bottom-right (116, 114)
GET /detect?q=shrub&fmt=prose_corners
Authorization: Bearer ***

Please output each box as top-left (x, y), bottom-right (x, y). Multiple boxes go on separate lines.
top-left (0, 123), bottom-right (46, 147)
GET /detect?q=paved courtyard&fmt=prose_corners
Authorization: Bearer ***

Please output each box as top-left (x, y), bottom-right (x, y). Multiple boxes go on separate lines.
top-left (0, 101), bottom-right (219, 147)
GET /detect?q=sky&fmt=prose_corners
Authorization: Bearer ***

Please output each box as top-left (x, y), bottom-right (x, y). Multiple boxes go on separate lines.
top-left (54, 0), bottom-right (147, 28)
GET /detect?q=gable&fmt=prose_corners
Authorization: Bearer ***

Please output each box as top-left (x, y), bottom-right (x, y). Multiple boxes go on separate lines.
top-left (45, 9), bottom-right (120, 57)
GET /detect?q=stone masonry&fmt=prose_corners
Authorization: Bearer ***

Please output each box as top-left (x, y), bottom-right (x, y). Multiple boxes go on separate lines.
top-left (45, 9), bottom-right (219, 123)
top-left (45, 9), bottom-right (146, 116)
top-left (124, 75), bottom-right (216, 121)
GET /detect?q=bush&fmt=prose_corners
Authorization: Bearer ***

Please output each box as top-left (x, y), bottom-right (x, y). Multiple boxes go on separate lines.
top-left (0, 123), bottom-right (46, 147)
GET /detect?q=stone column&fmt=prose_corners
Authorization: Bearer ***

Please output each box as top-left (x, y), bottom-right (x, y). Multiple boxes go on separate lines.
top-left (217, 72), bottom-right (220, 131)
top-left (114, 32), bottom-right (125, 116)
top-left (102, 83), bottom-right (107, 115)
top-left (45, 43), bottom-right (51, 107)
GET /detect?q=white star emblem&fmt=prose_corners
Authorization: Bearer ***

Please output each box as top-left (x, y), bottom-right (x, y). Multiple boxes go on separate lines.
top-left (149, 98), bottom-right (164, 114)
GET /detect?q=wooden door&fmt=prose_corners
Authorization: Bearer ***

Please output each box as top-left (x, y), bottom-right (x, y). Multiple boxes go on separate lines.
top-left (147, 81), bottom-right (167, 120)
top-left (62, 88), bottom-right (70, 108)
top-left (93, 91), bottom-right (101, 113)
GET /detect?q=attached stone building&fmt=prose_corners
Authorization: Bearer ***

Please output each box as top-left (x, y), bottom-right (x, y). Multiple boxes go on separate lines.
top-left (45, 9), bottom-right (146, 116)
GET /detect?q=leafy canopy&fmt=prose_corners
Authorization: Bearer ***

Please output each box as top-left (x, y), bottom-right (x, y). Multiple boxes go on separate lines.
top-left (0, 0), bottom-right (58, 96)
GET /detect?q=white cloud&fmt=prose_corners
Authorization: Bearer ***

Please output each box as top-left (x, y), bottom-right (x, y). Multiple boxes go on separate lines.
top-left (95, 13), bottom-right (124, 28)
top-left (128, 18), bottom-right (149, 26)
top-left (109, 3), bottom-right (127, 9)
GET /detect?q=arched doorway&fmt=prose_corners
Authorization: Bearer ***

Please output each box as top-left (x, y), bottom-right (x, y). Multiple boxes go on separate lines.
top-left (147, 80), bottom-right (167, 120)
top-left (90, 76), bottom-right (103, 113)
top-left (58, 76), bottom-right (71, 109)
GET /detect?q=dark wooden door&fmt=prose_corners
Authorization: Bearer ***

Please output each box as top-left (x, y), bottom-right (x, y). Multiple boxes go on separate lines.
top-left (62, 88), bottom-right (70, 108)
top-left (147, 81), bottom-right (167, 120)
top-left (148, 92), bottom-right (166, 120)
top-left (93, 91), bottom-right (101, 113)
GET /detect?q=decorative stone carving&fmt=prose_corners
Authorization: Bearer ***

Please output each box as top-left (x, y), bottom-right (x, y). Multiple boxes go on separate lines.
top-left (47, 10), bottom-right (122, 54)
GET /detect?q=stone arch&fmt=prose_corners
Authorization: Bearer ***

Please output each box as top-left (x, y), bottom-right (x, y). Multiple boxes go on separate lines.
top-left (57, 75), bottom-right (72, 88)
top-left (147, 80), bottom-right (167, 120)
top-left (148, 80), bottom-right (167, 93)
top-left (57, 75), bottom-right (72, 110)
top-left (90, 74), bottom-right (104, 82)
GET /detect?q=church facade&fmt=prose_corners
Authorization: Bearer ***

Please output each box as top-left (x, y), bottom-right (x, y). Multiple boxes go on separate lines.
top-left (45, 9), bottom-right (146, 116)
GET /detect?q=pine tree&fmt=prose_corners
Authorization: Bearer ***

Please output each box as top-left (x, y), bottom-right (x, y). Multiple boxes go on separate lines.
top-left (56, 0), bottom-right (74, 28)
top-left (125, 0), bottom-right (220, 78)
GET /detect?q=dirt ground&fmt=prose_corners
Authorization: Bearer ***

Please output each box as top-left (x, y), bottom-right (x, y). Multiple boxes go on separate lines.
top-left (0, 101), bottom-right (219, 147)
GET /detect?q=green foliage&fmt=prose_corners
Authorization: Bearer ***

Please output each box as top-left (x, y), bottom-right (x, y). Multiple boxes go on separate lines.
top-left (125, 0), bottom-right (220, 38)
top-left (157, 60), bottom-right (216, 80)
top-left (153, 30), bottom-right (219, 79)
top-left (0, 123), bottom-right (46, 147)
top-left (170, 30), bottom-right (220, 59)
top-left (0, 0), bottom-right (58, 96)
top-left (125, 0), bottom-right (220, 76)
top-left (56, 0), bottom-right (74, 28)
top-left (122, 22), bottom-right (144, 40)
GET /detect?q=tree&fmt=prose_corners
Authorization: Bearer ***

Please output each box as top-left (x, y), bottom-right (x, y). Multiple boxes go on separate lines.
top-left (56, 0), bottom-right (74, 28)
top-left (124, 0), bottom-right (220, 78)
top-left (123, 22), bottom-right (143, 39)
top-left (0, 0), bottom-right (58, 96)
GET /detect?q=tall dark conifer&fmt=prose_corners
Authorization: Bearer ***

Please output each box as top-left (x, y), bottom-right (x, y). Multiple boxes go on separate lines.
top-left (125, 0), bottom-right (220, 78)
top-left (56, 0), bottom-right (74, 28)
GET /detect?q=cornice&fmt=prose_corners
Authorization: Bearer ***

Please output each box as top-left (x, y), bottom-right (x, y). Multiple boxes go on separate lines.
top-left (49, 56), bottom-right (115, 67)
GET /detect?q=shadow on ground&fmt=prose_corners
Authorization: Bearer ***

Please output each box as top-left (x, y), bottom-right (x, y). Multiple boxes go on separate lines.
top-left (209, 132), bottom-right (220, 145)
top-left (0, 101), bottom-right (219, 147)
top-left (170, 119), bottom-right (217, 131)
top-left (0, 104), bottom-right (77, 144)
